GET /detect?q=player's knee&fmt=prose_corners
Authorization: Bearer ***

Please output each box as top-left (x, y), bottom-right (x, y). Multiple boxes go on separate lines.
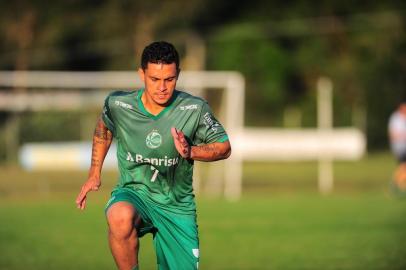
top-left (106, 202), bottom-right (138, 238)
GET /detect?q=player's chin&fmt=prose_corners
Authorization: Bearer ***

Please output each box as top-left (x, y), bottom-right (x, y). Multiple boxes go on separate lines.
top-left (154, 95), bottom-right (171, 105)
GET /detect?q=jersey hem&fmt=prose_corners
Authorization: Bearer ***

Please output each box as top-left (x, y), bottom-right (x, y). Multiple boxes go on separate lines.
top-left (112, 186), bottom-right (197, 216)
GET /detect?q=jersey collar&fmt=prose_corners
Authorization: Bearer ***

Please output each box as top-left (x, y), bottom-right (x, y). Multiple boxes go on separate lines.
top-left (137, 89), bottom-right (178, 120)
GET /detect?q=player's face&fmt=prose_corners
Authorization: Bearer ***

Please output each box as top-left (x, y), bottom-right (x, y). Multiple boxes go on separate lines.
top-left (139, 62), bottom-right (179, 106)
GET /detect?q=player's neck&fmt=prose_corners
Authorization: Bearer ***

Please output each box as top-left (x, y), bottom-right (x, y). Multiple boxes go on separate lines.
top-left (141, 92), bottom-right (167, 116)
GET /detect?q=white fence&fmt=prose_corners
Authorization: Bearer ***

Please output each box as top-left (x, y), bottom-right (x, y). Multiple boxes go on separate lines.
top-left (0, 71), bottom-right (366, 200)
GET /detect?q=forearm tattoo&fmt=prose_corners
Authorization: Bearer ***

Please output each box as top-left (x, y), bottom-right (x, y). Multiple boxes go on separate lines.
top-left (90, 118), bottom-right (112, 168)
top-left (192, 142), bottom-right (230, 161)
top-left (195, 144), bottom-right (220, 158)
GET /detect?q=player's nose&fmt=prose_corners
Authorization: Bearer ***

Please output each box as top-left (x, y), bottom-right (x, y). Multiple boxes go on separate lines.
top-left (158, 81), bottom-right (167, 91)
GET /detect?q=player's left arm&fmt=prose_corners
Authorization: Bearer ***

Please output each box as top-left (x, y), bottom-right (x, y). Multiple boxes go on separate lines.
top-left (171, 127), bottom-right (231, 161)
top-left (191, 141), bottom-right (231, 161)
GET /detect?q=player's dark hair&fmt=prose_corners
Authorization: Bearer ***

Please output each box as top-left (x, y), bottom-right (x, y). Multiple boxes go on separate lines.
top-left (141, 41), bottom-right (179, 70)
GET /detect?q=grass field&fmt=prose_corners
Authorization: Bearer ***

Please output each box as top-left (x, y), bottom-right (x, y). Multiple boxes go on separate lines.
top-left (1, 152), bottom-right (406, 269)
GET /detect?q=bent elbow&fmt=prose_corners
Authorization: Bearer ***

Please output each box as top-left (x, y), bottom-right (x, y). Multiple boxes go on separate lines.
top-left (222, 143), bottom-right (232, 159)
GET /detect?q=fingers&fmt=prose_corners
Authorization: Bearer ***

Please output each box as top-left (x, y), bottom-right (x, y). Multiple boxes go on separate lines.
top-left (78, 196), bottom-right (87, 210)
top-left (76, 177), bottom-right (101, 210)
top-left (76, 182), bottom-right (95, 209)
top-left (177, 130), bottom-right (186, 143)
top-left (171, 127), bottom-right (179, 140)
top-left (172, 127), bottom-right (186, 144)
top-left (76, 188), bottom-right (86, 207)
top-left (76, 189), bottom-right (87, 210)
top-left (171, 127), bottom-right (190, 158)
top-left (76, 196), bottom-right (85, 210)
top-left (178, 133), bottom-right (189, 153)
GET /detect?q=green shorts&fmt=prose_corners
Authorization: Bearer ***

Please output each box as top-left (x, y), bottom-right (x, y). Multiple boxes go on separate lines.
top-left (105, 188), bottom-right (200, 270)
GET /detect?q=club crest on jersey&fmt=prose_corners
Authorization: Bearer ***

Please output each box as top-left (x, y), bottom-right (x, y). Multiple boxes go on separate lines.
top-left (146, 130), bottom-right (162, 149)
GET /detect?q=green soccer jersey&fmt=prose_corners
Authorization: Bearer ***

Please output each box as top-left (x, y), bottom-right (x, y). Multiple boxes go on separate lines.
top-left (102, 89), bottom-right (228, 214)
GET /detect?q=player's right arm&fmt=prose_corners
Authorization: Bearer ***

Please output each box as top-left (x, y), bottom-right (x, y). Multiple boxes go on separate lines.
top-left (76, 117), bottom-right (113, 210)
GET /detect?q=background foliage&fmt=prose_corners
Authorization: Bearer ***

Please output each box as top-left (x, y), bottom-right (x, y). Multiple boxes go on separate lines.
top-left (1, 1), bottom-right (406, 157)
top-left (1, 3), bottom-right (406, 269)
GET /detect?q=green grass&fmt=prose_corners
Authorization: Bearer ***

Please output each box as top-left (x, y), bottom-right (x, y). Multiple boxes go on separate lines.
top-left (0, 152), bottom-right (405, 269)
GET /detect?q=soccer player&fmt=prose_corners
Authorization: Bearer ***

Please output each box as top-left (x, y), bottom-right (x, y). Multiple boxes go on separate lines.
top-left (389, 101), bottom-right (406, 190)
top-left (75, 41), bottom-right (231, 270)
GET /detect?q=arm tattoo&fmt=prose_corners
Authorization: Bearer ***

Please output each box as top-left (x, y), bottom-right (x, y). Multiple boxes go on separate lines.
top-left (94, 119), bottom-right (112, 141)
top-left (191, 141), bottom-right (231, 161)
top-left (195, 144), bottom-right (220, 157)
top-left (90, 118), bottom-right (112, 169)
top-left (91, 158), bottom-right (101, 167)
top-left (191, 142), bottom-right (230, 161)
top-left (91, 147), bottom-right (101, 167)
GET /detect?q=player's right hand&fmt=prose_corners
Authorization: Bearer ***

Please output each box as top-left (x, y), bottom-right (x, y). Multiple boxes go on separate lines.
top-left (75, 177), bottom-right (101, 210)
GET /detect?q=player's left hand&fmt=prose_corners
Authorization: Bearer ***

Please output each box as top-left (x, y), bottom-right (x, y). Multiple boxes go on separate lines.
top-left (171, 127), bottom-right (191, 159)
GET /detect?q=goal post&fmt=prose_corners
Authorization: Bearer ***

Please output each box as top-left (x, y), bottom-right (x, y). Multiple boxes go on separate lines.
top-left (0, 70), bottom-right (245, 200)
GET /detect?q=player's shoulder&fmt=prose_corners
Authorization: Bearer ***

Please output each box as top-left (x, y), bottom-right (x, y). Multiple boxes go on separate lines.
top-left (104, 90), bottom-right (138, 113)
top-left (175, 90), bottom-right (207, 106)
top-left (106, 90), bottom-right (137, 99)
top-left (105, 90), bottom-right (138, 107)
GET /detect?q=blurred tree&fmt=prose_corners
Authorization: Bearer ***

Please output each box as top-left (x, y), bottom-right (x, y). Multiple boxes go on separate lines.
top-left (208, 24), bottom-right (294, 126)
top-left (204, 7), bottom-right (406, 149)
top-left (0, 0), bottom-right (405, 151)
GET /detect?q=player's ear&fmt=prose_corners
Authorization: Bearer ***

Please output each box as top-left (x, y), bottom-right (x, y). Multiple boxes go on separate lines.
top-left (138, 68), bottom-right (145, 82)
top-left (176, 68), bottom-right (181, 79)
